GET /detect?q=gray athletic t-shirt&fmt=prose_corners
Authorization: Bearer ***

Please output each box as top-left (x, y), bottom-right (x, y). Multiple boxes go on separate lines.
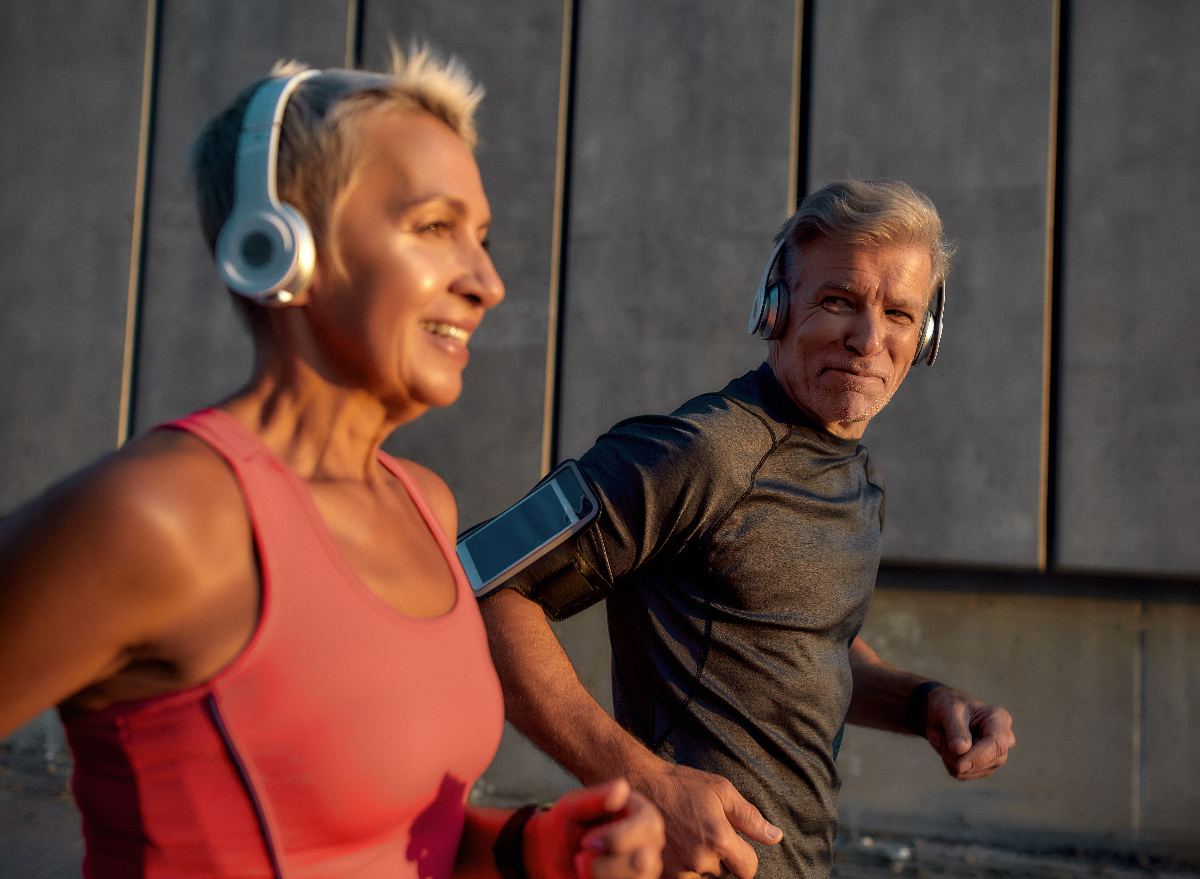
top-left (576, 364), bottom-right (885, 878)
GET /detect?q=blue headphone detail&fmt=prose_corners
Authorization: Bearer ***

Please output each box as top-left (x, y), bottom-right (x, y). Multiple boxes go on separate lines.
top-left (214, 69), bottom-right (393, 305)
top-left (748, 238), bottom-right (945, 366)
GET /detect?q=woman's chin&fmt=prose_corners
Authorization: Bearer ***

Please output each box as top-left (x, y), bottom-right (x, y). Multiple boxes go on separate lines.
top-left (412, 377), bottom-right (465, 412)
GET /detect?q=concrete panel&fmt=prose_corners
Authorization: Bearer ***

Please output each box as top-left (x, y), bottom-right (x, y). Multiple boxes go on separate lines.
top-left (0, 0), bottom-right (146, 511)
top-left (808, 1), bottom-right (1055, 568)
top-left (362, 0), bottom-right (565, 529)
top-left (1056, 1), bottom-right (1200, 576)
top-left (839, 585), bottom-right (1143, 849)
top-left (1141, 602), bottom-right (1200, 854)
top-left (132, 0), bottom-right (348, 434)
top-left (555, 0), bottom-right (794, 461)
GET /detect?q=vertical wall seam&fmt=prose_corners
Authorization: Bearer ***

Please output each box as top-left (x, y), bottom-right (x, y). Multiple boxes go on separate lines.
top-left (344, 0), bottom-right (364, 69)
top-left (1132, 605), bottom-right (1146, 839)
top-left (1042, 0), bottom-right (1069, 571)
top-left (117, 0), bottom-right (161, 447)
top-left (541, 0), bottom-right (579, 475)
top-left (789, 0), bottom-right (814, 213)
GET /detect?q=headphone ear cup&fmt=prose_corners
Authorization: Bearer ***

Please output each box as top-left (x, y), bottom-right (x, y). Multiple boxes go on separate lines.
top-left (749, 279), bottom-right (789, 340)
top-left (912, 311), bottom-right (935, 366)
top-left (749, 239), bottom-right (790, 340)
top-left (761, 280), bottom-right (788, 340)
top-left (216, 202), bottom-right (315, 304)
top-left (912, 282), bottom-right (946, 366)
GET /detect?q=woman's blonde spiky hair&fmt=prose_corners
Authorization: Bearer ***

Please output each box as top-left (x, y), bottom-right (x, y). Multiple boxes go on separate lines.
top-left (385, 41), bottom-right (484, 151)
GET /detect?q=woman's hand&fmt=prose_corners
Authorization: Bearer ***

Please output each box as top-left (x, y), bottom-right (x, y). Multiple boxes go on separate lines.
top-left (524, 779), bottom-right (664, 879)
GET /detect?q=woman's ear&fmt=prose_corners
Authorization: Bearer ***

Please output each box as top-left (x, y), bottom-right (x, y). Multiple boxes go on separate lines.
top-left (297, 233), bottom-right (346, 307)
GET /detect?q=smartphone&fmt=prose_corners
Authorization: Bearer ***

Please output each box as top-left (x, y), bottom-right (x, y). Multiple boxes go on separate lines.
top-left (456, 460), bottom-right (599, 599)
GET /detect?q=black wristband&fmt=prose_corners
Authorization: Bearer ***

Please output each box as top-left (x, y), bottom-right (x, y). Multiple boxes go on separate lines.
top-left (906, 680), bottom-right (946, 737)
top-left (494, 804), bottom-right (539, 879)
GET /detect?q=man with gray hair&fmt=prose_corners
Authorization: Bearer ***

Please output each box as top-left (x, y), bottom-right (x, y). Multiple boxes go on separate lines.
top-left (481, 179), bottom-right (1015, 879)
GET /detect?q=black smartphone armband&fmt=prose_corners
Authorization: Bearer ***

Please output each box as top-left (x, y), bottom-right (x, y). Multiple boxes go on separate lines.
top-left (492, 524), bottom-right (612, 622)
top-left (458, 460), bottom-right (611, 621)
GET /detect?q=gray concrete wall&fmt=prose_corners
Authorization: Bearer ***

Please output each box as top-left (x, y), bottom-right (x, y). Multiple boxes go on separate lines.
top-left (841, 571), bottom-right (1200, 862)
top-left (3, 0), bottom-right (1200, 864)
top-left (808, 0), bottom-right (1055, 569)
top-left (554, 0), bottom-right (790, 461)
top-left (1056, 0), bottom-right (1200, 576)
top-left (0, 0), bottom-right (146, 511)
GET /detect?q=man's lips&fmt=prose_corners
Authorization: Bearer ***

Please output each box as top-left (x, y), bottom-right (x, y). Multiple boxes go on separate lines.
top-left (822, 364), bottom-right (887, 383)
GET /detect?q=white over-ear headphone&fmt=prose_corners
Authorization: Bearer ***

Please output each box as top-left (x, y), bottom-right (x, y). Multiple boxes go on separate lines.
top-left (215, 70), bottom-right (319, 305)
top-left (214, 68), bottom-right (392, 305)
top-left (748, 238), bottom-right (945, 366)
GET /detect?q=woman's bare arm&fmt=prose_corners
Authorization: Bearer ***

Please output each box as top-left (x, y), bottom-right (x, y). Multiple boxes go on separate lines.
top-left (0, 432), bottom-right (256, 735)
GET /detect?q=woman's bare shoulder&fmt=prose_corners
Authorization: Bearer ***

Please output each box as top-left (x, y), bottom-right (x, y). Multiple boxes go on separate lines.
top-left (392, 458), bottom-right (458, 538)
top-left (8, 429), bottom-right (242, 548)
top-left (0, 428), bottom-right (256, 732)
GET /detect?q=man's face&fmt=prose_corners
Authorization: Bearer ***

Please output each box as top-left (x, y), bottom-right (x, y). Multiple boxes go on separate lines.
top-left (767, 235), bottom-right (933, 439)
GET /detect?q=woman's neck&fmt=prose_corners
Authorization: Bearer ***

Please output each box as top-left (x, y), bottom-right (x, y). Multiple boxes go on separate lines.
top-left (219, 361), bottom-right (419, 484)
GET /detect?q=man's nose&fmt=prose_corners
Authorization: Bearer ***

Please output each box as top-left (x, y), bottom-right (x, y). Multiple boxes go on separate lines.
top-left (844, 310), bottom-right (885, 357)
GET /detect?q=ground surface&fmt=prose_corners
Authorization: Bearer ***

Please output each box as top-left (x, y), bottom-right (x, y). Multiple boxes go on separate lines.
top-left (832, 835), bottom-right (1199, 879)
top-left (2, 747), bottom-right (1197, 879)
top-left (0, 747), bottom-right (81, 879)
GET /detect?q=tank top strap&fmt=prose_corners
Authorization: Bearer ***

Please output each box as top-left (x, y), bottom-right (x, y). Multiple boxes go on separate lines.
top-left (375, 451), bottom-right (458, 569)
top-left (158, 409), bottom-right (316, 577)
top-left (165, 407), bottom-right (272, 466)
top-left (161, 410), bottom-right (464, 595)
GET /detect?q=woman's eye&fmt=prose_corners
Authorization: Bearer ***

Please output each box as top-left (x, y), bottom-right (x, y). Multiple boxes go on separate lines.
top-left (423, 220), bottom-right (452, 235)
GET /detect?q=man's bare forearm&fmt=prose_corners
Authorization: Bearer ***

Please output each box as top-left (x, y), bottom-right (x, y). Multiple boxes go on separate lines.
top-left (845, 637), bottom-right (930, 733)
top-left (479, 588), bottom-right (782, 879)
top-left (479, 589), bottom-right (659, 785)
top-left (846, 637), bottom-right (1016, 779)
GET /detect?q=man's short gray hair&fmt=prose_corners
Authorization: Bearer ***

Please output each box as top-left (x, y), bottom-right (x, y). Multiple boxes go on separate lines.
top-left (777, 179), bottom-right (954, 301)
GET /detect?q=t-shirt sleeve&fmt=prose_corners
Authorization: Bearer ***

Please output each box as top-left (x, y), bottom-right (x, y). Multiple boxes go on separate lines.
top-left (576, 401), bottom-right (769, 583)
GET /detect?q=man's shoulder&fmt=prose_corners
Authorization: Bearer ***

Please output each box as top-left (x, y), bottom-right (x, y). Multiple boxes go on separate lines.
top-left (579, 368), bottom-right (786, 512)
top-left (611, 366), bottom-right (786, 456)
top-left (679, 367), bottom-right (787, 432)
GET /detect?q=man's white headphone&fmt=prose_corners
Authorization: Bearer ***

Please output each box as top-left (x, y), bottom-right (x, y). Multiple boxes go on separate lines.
top-left (747, 237), bottom-right (945, 367)
top-left (214, 69), bottom-right (391, 305)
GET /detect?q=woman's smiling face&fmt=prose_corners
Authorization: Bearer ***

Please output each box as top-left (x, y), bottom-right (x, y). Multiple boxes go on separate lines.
top-left (304, 107), bottom-right (505, 421)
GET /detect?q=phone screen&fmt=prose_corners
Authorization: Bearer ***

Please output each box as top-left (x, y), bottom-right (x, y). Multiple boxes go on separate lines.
top-left (457, 463), bottom-right (596, 594)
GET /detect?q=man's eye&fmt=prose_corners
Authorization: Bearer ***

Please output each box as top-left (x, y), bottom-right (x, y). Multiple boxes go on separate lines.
top-left (423, 220), bottom-right (452, 234)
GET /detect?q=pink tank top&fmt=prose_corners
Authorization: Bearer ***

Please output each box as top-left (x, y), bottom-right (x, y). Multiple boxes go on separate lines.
top-left (61, 408), bottom-right (505, 879)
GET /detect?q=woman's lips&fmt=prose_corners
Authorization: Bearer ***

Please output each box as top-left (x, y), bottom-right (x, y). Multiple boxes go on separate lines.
top-left (420, 320), bottom-right (471, 346)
